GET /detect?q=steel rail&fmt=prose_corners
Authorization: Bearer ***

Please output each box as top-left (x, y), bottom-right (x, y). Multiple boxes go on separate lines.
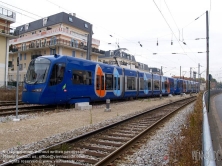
top-left (0, 96), bottom-right (196, 166)
top-left (95, 98), bottom-right (196, 166)
top-left (0, 105), bottom-right (57, 116)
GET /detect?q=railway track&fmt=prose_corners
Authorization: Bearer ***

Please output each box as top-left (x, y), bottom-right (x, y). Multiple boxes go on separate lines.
top-left (0, 96), bottom-right (169, 117)
top-left (0, 105), bottom-right (58, 116)
top-left (0, 101), bottom-right (24, 107)
top-left (0, 96), bottom-right (196, 166)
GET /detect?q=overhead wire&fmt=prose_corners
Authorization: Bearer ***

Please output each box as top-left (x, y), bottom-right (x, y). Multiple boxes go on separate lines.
top-left (0, 1), bottom-right (42, 20)
top-left (153, 0), bottom-right (200, 67)
top-left (0, 2), bottom-right (39, 23)
top-left (45, 0), bottom-right (177, 68)
top-left (44, 0), bottom-right (157, 54)
top-left (1, 0), bottom-right (206, 74)
top-left (2, 0), bottom-right (165, 67)
top-left (43, 0), bottom-right (203, 70)
top-left (163, 0), bottom-right (180, 41)
top-left (161, 0), bottom-right (208, 65)
top-left (152, 0), bottom-right (198, 71)
top-left (0, 0), bottom-right (167, 67)
top-left (162, 0), bottom-right (201, 66)
top-left (208, 0), bottom-right (211, 26)
top-left (153, 0), bottom-right (187, 54)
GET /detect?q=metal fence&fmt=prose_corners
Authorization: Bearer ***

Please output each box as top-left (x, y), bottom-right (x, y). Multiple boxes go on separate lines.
top-left (202, 89), bottom-right (222, 166)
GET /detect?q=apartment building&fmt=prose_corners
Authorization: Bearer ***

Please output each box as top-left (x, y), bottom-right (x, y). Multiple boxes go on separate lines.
top-left (99, 49), bottom-right (150, 72)
top-left (0, 6), bottom-right (16, 86)
top-left (9, 12), bottom-right (105, 82)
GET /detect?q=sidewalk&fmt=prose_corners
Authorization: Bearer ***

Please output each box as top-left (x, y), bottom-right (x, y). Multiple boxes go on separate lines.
top-left (208, 94), bottom-right (222, 165)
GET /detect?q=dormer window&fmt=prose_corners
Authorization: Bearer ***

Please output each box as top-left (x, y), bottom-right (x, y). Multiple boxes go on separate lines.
top-left (68, 17), bottom-right (73, 22)
top-left (43, 17), bottom-right (48, 26)
top-left (25, 24), bottom-right (29, 31)
top-left (84, 23), bottom-right (88, 28)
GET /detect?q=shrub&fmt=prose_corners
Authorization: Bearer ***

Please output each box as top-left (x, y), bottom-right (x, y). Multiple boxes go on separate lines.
top-left (168, 92), bottom-right (203, 166)
top-left (0, 87), bottom-right (23, 101)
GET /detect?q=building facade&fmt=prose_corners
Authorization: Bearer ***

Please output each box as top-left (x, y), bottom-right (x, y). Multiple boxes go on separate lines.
top-left (99, 49), bottom-right (150, 72)
top-left (9, 12), bottom-right (104, 82)
top-left (0, 6), bottom-right (16, 86)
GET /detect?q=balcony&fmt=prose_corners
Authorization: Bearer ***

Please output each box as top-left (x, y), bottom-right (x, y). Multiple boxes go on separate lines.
top-left (10, 27), bottom-right (99, 46)
top-left (0, 7), bottom-right (16, 23)
top-left (9, 39), bottom-right (105, 55)
top-left (0, 28), bottom-right (16, 39)
top-left (9, 45), bottom-right (18, 52)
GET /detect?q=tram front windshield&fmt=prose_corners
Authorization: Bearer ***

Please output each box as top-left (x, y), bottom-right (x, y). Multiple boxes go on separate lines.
top-left (25, 57), bottom-right (50, 84)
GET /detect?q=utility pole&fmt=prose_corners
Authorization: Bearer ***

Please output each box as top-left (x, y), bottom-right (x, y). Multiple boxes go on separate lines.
top-left (161, 66), bottom-right (163, 75)
top-left (13, 52), bottom-right (20, 121)
top-left (206, 10), bottom-right (210, 112)
top-left (190, 67), bottom-right (192, 81)
top-left (160, 66), bottom-right (163, 99)
top-left (86, 23), bottom-right (93, 60)
top-left (180, 66), bottom-right (181, 79)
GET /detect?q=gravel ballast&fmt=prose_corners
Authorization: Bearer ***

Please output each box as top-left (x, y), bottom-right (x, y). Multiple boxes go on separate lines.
top-left (116, 104), bottom-right (195, 165)
top-left (0, 95), bottom-right (194, 163)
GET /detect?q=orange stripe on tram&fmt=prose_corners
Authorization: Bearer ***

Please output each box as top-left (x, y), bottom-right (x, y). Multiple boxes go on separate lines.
top-left (96, 66), bottom-right (106, 97)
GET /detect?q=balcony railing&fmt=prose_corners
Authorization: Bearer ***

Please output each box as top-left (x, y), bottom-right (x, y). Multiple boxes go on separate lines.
top-left (10, 39), bottom-right (105, 55)
top-left (0, 7), bottom-right (16, 22)
top-left (10, 27), bottom-right (99, 45)
top-left (0, 29), bottom-right (15, 35)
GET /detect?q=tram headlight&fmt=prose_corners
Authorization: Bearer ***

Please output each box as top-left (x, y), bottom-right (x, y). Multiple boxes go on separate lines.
top-left (23, 88), bottom-right (27, 92)
top-left (32, 88), bottom-right (42, 92)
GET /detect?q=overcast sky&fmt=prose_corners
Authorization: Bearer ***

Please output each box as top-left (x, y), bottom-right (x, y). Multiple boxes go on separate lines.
top-left (2, 0), bottom-right (221, 81)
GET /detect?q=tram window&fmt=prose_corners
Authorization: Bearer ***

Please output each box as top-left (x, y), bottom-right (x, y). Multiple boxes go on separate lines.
top-left (140, 78), bottom-right (144, 90)
top-left (174, 80), bottom-right (177, 89)
top-left (72, 70), bottom-right (92, 85)
top-left (105, 74), bottom-right (113, 90)
top-left (154, 80), bottom-right (160, 90)
top-left (127, 77), bottom-right (135, 90)
top-left (144, 80), bottom-right (148, 90)
top-left (101, 76), bottom-right (104, 90)
top-left (148, 79), bottom-right (152, 90)
top-left (49, 63), bottom-right (65, 86)
top-left (180, 81), bottom-right (182, 88)
top-left (96, 75), bottom-right (100, 90)
top-left (164, 81), bottom-right (168, 89)
top-left (114, 77), bottom-right (120, 90)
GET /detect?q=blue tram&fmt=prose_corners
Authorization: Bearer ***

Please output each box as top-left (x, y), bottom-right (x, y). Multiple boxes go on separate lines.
top-left (22, 55), bottom-right (199, 105)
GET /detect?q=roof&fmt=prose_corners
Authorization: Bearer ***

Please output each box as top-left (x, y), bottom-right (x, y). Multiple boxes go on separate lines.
top-left (14, 12), bottom-right (92, 36)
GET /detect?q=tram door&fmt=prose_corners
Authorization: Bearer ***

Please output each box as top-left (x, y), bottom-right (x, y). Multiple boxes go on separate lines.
top-left (48, 63), bottom-right (67, 104)
top-left (96, 69), bottom-right (105, 97)
top-left (114, 75), bottom-right (120, 96)
top-left (166, 78), bottom-right (170, 93)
